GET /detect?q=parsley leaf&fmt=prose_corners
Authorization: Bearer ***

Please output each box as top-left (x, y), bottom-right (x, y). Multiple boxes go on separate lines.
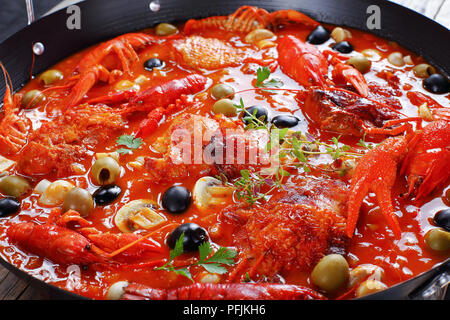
top-left (262, 78), bottom-right (284, 88)
top-left (155, 235), bottom-right (237, 280)
top-left (198, 241), bottom-right (212, 262)
top-left (116, 148), bottom-right (132, 155)
top-left (203, 246), bottom-right (237, 265)
top-left (256, 66), bottom-right (271, 86)
top-left (201, 263), bottom-right (228, 274)
top-left (173, 268), bottom-right (192, 280)
top-left (116, 134), bottom-right (143, 154)
top-left (170, 232), bottom-right (185, 260)
top-left (255, 67), bottom-right (284, 89)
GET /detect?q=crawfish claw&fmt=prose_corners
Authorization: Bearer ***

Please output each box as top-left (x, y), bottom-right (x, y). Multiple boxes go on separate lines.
top-left (347, 137), bottom-right (407, 238)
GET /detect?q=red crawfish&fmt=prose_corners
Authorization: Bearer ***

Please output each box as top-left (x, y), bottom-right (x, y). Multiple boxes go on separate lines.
top-left (122, 282), bottom-right (325, 300)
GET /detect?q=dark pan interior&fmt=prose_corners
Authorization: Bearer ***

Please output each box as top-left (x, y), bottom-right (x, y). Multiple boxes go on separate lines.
top-left (0, 0), bottom-right (448, 299)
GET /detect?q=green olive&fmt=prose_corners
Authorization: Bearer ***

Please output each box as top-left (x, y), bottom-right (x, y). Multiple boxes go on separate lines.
top-left (155, 23), bottom-right (178, 36)
top-left (211, 83), bottom-right (235, 100)
top-left (39, 69), bottom-right (64, 85)
top-left (311, 254), bottom-right (349, 292)
top-left (62, 187), bottom-right (94, 217)
top-left (0, 175), bottom-right (31, 198)
top-left (347, 55), bottom-right (371, 74)
top-left (91, 156), bottom-right (121, 185)
top-left (413, 63), bottom-right (437, 78)
top-left (212, 99), bottom-right (237, 117)
top-left (425, 228), bottom-right (450, 251)
top-left (21, 90), bottom-right (45, 108)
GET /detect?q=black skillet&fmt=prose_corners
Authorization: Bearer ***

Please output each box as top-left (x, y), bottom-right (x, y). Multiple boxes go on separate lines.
top-left (0, 0), bottom-right (448, 300)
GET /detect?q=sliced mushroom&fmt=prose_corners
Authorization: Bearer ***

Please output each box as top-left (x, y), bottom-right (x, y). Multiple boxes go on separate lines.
top-left (114, 199), bottom-right (166, 233)
top-left (193, 177), bottom-right (234, 211)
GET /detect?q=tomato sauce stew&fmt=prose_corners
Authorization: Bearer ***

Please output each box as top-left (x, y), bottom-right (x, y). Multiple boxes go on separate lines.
top-left (0, 6), bottom-right (448, 300)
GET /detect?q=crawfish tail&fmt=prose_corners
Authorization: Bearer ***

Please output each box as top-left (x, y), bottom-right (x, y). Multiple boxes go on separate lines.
top-left (126, 74), bottom-right (207, 114)
top-left (123, 283), bottom-right (325, 300)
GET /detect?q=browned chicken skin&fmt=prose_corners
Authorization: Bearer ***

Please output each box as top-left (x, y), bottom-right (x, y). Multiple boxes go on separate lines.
top-left (219, 178), bottom-right (349, 280)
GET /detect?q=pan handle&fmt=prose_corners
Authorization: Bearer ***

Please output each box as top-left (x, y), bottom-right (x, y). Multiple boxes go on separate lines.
top-left (25, 0), bottom-right (36, 25)
top-left (410, 263), bottom-right (449, 300)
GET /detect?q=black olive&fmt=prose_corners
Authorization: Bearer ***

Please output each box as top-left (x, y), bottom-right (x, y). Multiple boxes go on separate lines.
top-left (423, 74), bottom-right (450, 94)
top-left (144, 58), bottom-right (165, 71)
top-left (167, 223), bottom-right (208, 252)
top-left (332, 41), bottom-right (353, 54)
top-left (307, 26), bottom-right (331, 45)
top-left (93, 184), bottom-right (122, 206)
top-left (271, 115), bottom-right (300, 128)
top-left (0, 198), bottom-right (20, 217)
top-left (434, 209), bottom-right (450, 231)
top-left (243, 105), bottom-right (268, 124)
top-left (162, 186), bottom-right (191, 214)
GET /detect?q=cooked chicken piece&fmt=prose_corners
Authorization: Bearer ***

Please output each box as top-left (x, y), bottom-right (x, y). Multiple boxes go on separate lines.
top-left (144, 113), bottom-right (269, 184)
top-left (298, 87), bottom-right (399, 137)
top-left (220, 178), bottom-right (348, 279)
top-left (171, 36), bottom-right (244, 70)
top-left (18, 104), bottom-right (124, 177)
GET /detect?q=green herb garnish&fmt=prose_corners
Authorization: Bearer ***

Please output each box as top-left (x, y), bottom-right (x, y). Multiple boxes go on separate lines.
top-left (255, 67), bottom-right (283, 88)
top-left (230, 98), bottom-right (369, 206)
top-left (116, 134), bottom-right (143, 154)
top-left (155, 233), bottom-right (237, 281)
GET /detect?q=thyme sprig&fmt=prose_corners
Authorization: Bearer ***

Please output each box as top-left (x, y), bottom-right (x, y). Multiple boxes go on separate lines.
top-left (231, 97), bottom-right (370, 206)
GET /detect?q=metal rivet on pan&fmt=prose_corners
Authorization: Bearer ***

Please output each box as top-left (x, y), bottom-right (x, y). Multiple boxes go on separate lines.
top-left (32, 42), bottom-right (45, 55)
top-left (149, 0), bottom-right (161, 12)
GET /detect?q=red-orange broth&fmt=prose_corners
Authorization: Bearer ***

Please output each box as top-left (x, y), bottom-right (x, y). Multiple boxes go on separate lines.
top-left (0, 16), bottom-right (449, 300)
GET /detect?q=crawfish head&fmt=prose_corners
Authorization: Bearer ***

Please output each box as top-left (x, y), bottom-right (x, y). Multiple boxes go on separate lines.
top-left (299, 87), bottom-right (400, 137)
top-left (401, 120), bottom-right (450, 200)
top-left (278, 35), bottom-right (328, 87)
top-left (7, 222), bottom-right (107, 265)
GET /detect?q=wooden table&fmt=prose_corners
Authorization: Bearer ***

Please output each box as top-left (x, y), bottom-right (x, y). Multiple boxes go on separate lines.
top-left (0, 0), bottom-right (449, 300)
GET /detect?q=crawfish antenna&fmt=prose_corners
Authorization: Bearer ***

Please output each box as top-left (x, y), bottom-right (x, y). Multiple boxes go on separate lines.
top-left (0, 61), bottom-right (13, 95)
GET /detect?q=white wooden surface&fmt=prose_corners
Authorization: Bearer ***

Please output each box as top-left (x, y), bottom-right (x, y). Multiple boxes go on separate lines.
top-left (391, 0), bottom-right (450, 28)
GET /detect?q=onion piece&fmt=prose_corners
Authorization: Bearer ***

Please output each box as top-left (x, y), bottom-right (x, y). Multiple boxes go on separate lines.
top-left (34, 179), bottom-right (51, 195)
